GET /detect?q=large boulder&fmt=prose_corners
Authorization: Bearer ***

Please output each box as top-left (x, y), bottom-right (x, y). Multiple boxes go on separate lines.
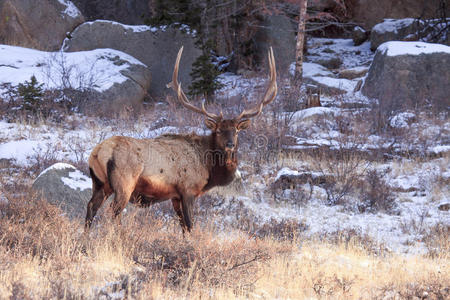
top-left (254, 14), bottom-right (296, 74)
top-left (32, 163), bottom-right (92, 219)
top-left (370, 18), bottom-right (424, 51)
top-left (71, 0), bottom-right (152, 25)
top-left (63, 20), bottom-right (201, 97)
top-left (0, 0), bottom-right (84, 51)
top-left (0, 45), bottom-right (151, 111)
top-left (350, 0), bottom-right (448, 30)
top-left (361, 41), bottom-right (450, 112)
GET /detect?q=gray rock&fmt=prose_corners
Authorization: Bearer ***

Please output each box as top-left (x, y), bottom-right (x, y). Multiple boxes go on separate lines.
top-left (338, 67), bottom-right (369, 79)
top-left (361, 41), bottom-right (450, 112)
top-left (315, 56), bottom-right (342, 70)
top-left (71, 0), bottom-right (151, 25)
top-left (350, 0), bottom-right (446, 30)
top-left (370, 18), bottom-right (424, 51)
top-left (63, 20), bottom-right (201, 97)
top-left (32, 163), bottom-right (92, 219)
top-left (438, 202), bottom-right (450, 211)
top-left (272, 168), bottom-right (334, 191)
top-left (352, 26), bottom-right (369, 46)
top-left (0, 0), bottom-right (84, 51)
top-left (254, 14), bottom-right (296, 73)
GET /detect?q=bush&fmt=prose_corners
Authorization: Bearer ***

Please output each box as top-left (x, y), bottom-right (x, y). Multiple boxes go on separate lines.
top-left (358, 169), bottom-right (396, 214)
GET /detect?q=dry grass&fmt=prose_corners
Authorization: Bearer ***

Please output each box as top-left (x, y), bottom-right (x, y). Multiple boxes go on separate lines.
top-left (0, 192), bottom-right (448, 299)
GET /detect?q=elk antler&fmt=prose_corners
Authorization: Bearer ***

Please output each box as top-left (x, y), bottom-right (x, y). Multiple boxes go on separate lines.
top-left (167, 46), bottom-right (222, 122)
top-left (237, 47), bottom-right (277, 121)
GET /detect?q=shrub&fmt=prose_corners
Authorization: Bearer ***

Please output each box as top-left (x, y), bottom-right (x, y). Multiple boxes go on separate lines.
top-left (358, 169), bottom-right (396, 214)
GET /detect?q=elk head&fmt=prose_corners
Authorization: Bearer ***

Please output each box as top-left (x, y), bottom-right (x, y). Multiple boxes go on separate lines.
top-left (167, 46), bottom-right (277, 169)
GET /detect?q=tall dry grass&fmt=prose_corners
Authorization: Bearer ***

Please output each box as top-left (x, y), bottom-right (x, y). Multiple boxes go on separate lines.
top-left (0, 192), bottom-right (448, 299)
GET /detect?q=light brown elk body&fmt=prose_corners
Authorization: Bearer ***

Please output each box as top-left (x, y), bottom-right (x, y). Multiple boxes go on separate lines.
top-left (85, 47), bottom-right (277, 232)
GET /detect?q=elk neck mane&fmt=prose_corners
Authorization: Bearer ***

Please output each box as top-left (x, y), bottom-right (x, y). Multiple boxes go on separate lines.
top-left (160, 132), bottom-right (237, 191)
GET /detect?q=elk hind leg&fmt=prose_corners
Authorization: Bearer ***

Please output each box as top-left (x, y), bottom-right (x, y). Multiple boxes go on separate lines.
top-left (85, 168), bottom-right (107, 230)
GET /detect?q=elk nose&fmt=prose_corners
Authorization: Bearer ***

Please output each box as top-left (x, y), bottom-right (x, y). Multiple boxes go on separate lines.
top-left (226, 142), bottom-right (235, 149)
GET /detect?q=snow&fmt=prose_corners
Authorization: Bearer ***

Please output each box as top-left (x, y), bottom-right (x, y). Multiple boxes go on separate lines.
top-left (378, 41), bottom-right (450, 56)
top-left (289, 62), bottom-right (333, 77)
top-left (291, 106), bottom-right (339, 122)
top-left (389, 112), bottom-right (416, 129)
top-left (372, 18), bottom-right (417, 34)
top-left (308, 76), bottom-right (357, 92)
top-left (275, 167), bottom-right (300, 181)
top-left (57, 0), bottom-right (82, 18)
top-left (61, 169), bottom-right (91, 191)
top-left (0, 45), bottom-right (146, 94)
top-left (69, 20), bottom-right (196, 36)
top-left (80, 20), bottom-right (157, 33)
top-left (0, 140), bottom-right (46, 165)
top-left (38, 162), bottom-right (76, 177)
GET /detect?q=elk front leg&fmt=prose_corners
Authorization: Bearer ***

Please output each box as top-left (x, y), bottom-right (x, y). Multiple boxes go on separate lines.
top-left (181, 195), bottom-right (195, 232)
top-left (172, 198), bottom-right (187, 233)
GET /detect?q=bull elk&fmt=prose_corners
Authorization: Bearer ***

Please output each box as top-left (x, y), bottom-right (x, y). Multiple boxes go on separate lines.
top-left (85, 47), bottom-right (277, 232)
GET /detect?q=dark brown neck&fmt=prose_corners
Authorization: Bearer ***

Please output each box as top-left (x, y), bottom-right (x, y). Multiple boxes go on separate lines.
top-left (201, 133), bottom-right (237, 191)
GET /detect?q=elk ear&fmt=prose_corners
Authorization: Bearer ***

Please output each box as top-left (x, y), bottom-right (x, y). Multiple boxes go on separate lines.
top-left (204, 118), bottom-right (217, 130)
top-left (237, 119), bottom-right (251, 131)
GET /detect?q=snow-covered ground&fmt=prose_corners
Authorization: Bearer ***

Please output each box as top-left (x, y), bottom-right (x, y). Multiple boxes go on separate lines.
top-left (0, 38), bottom-right (448, 255)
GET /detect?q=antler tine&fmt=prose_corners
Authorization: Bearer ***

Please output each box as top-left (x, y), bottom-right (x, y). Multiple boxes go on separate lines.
top-left (167, 46), bottom-right (221, 121)
top-left (237, 47), bottom-right (277, 120)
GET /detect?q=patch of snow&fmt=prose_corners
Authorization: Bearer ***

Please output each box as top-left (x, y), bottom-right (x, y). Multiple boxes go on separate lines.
top-left (291, 106), bottom-right (340, 122)
top-left (57, 0), bottom-right (82, 18)
top-left (81, 20), bottom-right (156, 33)
top-left (274, 167), bottom-right (300, 181)
top-left (289, 62), bottom-right (333, 77)
top-left (372, 18), bottom-right (417, 35)
top-left (0, 45), bottom-right (146, 93)
top-left (429, 145), bottom-right (450, 155)
top-left (378, 41), bottom-right (450, 56)
top-left (309, 76), bottom-right (357, 92)
top-left (61, 169), bottom-right (91, 191)
top-left (389, 112), bottom-right (416, 128)
top-left (38, 162), bottom-right (76, 178)
top-left (0, 140), bottom-right (47, 165)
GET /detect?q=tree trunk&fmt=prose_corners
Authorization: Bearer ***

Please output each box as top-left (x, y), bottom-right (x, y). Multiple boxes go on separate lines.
top-left (294, 0), bottom-right (308, 85)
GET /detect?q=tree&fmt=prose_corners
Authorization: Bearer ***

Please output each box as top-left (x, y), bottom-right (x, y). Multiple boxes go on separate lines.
top-left (189, 40), bottom-right (224, 103)
top-left (17, 75), bottom-right (44, 114)
top-left (293, 0), bottom-right (308, 85)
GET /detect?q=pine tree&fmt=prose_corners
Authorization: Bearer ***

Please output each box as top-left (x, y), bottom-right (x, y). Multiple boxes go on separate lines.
top-left (189, 41), bottom-right (224, 103)
top-left (17, 75), bottom-right (44, 114)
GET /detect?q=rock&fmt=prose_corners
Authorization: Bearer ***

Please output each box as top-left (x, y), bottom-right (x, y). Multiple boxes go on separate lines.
top-left (254, 14), bottom-right (296, 73)
top-left (438, 202), bottom-right (450, 211)
top-left (0, 45), bottom-right (151, 112)
top-left (32, 163), bottom-right (92, 219)
top-left (352, 26), bottom-right (369, 46)
top-left (350, 0), bottom-right (447, 30)
top-left (290, 106), bottom-right (340, 130)
top-left (0, 0), bottom-right (84, 51)
top-left (370, 18), bottom-right (424, 51)
top-left (290, 62), bottom-right (357, 95)
top-left (315, 56), bottom-right (343, 70)
top-left (308, 0), bottom-right (337, 11)
top-left (361, 41), bottom-right (450, 112)
top-left (63, 20), bottom-right (201, 97)
top-left (338, 67), bottom-right (369, 79)
top-left (71, 0), bottom-right (151, 25)
top-left (272, 167), bottom-right (334, 190)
